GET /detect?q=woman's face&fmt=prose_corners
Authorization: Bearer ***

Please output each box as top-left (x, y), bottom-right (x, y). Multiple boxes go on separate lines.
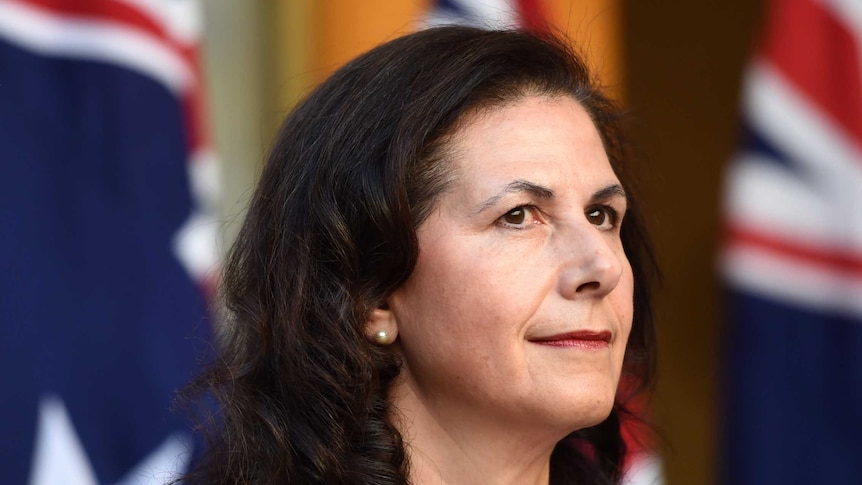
top-left (388, 94), bottom-right (633, 437)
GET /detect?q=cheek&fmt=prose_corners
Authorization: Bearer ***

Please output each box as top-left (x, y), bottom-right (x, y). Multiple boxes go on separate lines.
top-left (392, 236), bottom-right (545, 369)
top-left (613, 260), bottom-right (635, 362)
top-left (399, 228), bottom-right (541, 325)
top-left (397, 251), bottom-right (514, 341)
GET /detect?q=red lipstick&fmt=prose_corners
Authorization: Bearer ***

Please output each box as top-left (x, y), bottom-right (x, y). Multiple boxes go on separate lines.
top-left (530, 330), bottom-right (611, 349)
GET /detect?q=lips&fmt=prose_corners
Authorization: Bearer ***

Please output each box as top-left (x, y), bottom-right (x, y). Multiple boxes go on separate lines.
top-left (528, 330), bottom-right (612, 349)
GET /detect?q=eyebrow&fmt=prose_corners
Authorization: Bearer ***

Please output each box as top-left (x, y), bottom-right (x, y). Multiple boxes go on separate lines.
top-left (475, 181), bottom-right (627, 214)
top-left (591, 184), bottom-right (627, 203)
top-left (475, 179), bottom-right (555, 214)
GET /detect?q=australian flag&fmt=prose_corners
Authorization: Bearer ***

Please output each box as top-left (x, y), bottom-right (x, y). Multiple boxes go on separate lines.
top-left (423, 0), bottom-right (545, 31)
top-left (0, 0), bottom-right (218, 483)
top-left (721, 0), bottom-right (862, 483)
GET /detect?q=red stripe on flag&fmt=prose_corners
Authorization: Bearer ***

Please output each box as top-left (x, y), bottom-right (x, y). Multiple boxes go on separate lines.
top-left (514, 0), bottom-right (547, 33)
top-left (616, 376), bottom-right (655, 459)
top-left (727, 223), bottom-right (862, 277)
top-left (9, 0), bottom-right (211, 152)
top-left (759, 0), bottom-right (862, 149)
top-left (9, 0), bottom-right (199, 83)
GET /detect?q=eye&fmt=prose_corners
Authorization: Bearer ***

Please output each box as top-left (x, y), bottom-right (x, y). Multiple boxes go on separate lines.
top-left (497, 205), bottom-right (540, 229)
top-left (585, 205), bottom-right (619, 230)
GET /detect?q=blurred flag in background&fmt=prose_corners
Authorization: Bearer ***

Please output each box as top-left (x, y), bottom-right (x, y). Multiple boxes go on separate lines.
top-left (721, 0), bottom-right (862, 483)
top-left (423, 0), bottom-right (546, 31)
top-left (0, 0), bottom-right (218, 483)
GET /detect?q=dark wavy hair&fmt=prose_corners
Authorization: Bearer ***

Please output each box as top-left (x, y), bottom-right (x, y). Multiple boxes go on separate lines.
top-left (183, 26), bottom-right (657, 485)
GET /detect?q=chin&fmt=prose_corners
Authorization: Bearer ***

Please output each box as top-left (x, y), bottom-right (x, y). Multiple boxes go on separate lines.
top-left (546, 381), bottom-right (619, 433)
top-left (496, 395), bottom-right (614, 448)
top-left (578, 397), bottom-right (616, 430)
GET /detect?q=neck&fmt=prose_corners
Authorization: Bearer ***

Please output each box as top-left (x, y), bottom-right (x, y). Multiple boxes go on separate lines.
top-left (390, 381), bottom-right (562, 485)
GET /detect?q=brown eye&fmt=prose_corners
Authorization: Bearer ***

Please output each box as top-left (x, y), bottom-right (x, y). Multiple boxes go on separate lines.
top-left (586, 206), bottom-right (617, 229)
top-left (503, 208), bottom-right (526, 225)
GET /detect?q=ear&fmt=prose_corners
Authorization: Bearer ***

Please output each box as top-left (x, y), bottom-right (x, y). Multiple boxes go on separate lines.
top-left (364, 303), bottom-right (398, 345)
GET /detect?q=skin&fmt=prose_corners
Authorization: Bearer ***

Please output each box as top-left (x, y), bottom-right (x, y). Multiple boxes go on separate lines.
top-left (368, 94), bottom-right (634, 485)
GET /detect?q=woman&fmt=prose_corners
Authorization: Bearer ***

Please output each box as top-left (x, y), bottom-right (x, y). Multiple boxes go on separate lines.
top-left (186, 26), bottom-right (657, 485)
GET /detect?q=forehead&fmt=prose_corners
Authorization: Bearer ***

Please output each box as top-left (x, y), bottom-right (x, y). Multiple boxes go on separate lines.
top-left (444, 95), bottom-right (617, 194)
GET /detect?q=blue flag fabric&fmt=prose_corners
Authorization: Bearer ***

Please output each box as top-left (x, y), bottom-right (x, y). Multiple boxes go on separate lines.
top-left (721, 0), bottom-right (862, 483)
top-left (0, 1), bottom-right (214, 483)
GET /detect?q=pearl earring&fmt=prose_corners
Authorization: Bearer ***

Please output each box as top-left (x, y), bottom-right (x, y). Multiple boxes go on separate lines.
top-left (373, 330), bottom-right (389, 345)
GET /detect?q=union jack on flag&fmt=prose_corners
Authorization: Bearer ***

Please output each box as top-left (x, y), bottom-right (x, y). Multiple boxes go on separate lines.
top-left (0, 0), bottom-right (218, 483)
top-left (721, 0), bottom-right (862, 483)
top-left (423, 0), bottom-right (546, 32)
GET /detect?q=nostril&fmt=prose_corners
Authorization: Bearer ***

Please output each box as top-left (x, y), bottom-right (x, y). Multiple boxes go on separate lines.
top-left (576, 281), bottom-right (600, 293)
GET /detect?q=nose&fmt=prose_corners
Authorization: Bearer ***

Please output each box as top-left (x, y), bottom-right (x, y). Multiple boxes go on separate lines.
top-left (556, 226), bottom-right (625, 300)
